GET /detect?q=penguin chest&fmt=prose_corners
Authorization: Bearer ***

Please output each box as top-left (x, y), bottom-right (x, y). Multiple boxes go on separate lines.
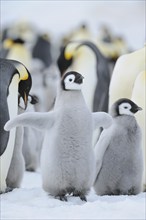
top-left (72, 50), bottom-right (97, 111)
top-left (54, 108), bottom-right (93, 157)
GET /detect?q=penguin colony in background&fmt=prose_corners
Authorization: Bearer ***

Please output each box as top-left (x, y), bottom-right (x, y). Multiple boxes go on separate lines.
top-left (0, 58), bottom-right (32, 193)
top-left (94, 98), bottom-right (143, 195)
top-left (57, 40), bottom-right (110, 113)
top-left (5, 71), bottom-right (112, 201)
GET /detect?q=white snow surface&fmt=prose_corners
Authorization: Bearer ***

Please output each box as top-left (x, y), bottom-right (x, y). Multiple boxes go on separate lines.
top-left (1, 171), bottom-right (145, 220)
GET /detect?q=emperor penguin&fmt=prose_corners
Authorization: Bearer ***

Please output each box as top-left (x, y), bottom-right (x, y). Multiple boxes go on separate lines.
top-left (94, 98), bottom-right (143, 195)
top-left (109, 45), bottom-right (145, 108)
top-left (4, 71), bottom-right (112, 201)
top-left (57, 40), bottom-right (110, 113)
top-left (0, 58), bottom-right (32, 193)
top-left (32, 34), bottom-right (52, 69)
top-left (2, 38), bottom-right (32, 69)
top-left (131, 71), bottom-right (146, 191)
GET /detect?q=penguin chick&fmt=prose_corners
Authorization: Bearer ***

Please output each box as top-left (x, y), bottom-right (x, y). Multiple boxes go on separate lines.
top-left (22, 95), bottom-right (43, 172)
top-left (4, 71), bottom-right (112, 201)
top-left (6, 97), bottom-right (25, 190)
top-left (6, 125), bottom-right (25, 190)
top-left (94, 98), bottom-right (143, 195)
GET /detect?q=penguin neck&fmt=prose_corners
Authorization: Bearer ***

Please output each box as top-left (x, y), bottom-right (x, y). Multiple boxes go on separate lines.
top-left (54, 87), bottom-right (85, 108)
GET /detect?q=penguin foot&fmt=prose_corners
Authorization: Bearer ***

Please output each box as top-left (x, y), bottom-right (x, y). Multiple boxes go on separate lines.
top-left (55, 195), bottom-right (67, 202)
top-left (0, 187), bottom-right (13, 194)
top-left (73, 190), bottom-right (87, 202)
top-left (55, 190), bottom-right (68, 202)
top-left (26, 167), bottom-right (36, 172)
top-left (5, 187), bottom-right (13, 193)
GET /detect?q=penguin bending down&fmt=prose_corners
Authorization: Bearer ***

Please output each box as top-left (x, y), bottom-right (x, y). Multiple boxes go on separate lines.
top-left (0, 58), bottom-right (31, 194)
top-left (94, 98), bottom-right (143, 195)
top-left (4, 71), bottom-right (112, 201)
top-left (57, 40), bottom-right (110, 113)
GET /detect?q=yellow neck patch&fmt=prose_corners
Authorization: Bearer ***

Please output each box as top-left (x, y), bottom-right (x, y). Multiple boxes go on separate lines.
top-left (15, 63), bottom-right (29, 81)
top-left (3, 39), bottom-right (14, 49)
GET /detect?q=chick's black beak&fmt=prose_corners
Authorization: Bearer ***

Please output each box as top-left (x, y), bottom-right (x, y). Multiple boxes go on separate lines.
top-left (75, 74), bottom-right (84, 84)
top-left (137, 106), bottom-right (143, 111)
top-left (132, 105), bottom-right (143, 114)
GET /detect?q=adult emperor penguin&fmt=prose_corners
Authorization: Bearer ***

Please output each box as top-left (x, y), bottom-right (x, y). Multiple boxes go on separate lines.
top-left (94, 98), bottom-right (143, 195)
top-left (131, 71), bottom-right (146, 191)
top-left (4, 71), bottom-right (112, 201)
top-left (109, 45), bottom-right (145, 108)
top-left (0, 58), bottom-right (31, 193)
top-left (57, 40), bottom-right (110, 113)
top-left (2, 38), bottom-right (31, 69)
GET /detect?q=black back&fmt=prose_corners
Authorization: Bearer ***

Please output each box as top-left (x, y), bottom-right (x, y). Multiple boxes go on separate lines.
top-left (0, 58), bottom-right (17, 156)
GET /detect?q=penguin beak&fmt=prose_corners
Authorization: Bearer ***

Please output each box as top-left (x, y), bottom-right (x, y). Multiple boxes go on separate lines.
top-left (75, 74), bottom-right (84, 84)
top-left (133, 106), bottom-right (143, 114)
top-left (23, 92), bottom-right (28, 109)
top-left (137, 106), bottom-right (143, 111)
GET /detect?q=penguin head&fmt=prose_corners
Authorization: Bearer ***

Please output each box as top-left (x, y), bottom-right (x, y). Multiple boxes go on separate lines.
top-left (57, 45), bottom-right (73, 76)
top-left (3, 38), bottom-right (25, 49)
top-left (18, 68), bottom-right (32, 109)
top-left (57, 41), bottom-right (83, 76)
top-left (110, 98), bottom-right (142, 117)
top-left (9, 60), bottom-right (32, 109)
top-left (61, 71), bottom-right (84, 91)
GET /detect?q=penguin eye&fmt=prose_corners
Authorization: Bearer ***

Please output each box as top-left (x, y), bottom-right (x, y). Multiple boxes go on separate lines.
top-left (65, 74), bottom-right (75, 83)
top-left (124, 106), bottom-right (128, 109)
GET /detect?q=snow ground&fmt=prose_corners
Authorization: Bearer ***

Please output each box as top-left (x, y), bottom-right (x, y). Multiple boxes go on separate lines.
top-left (1, 171), bottom-right (145, 220)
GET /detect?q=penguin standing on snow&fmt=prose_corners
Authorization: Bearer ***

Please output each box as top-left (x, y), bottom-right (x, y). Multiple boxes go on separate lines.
top-left (4, 71), bottom-right (112, 201)
top-left (57, 41), bottom-right (110, 113)
top-left (94, 98), bottom-right (143, 195)
top-left (0, 58), bottom-right (31, 193)
top-left (6, 102), bottom-right (25, 190)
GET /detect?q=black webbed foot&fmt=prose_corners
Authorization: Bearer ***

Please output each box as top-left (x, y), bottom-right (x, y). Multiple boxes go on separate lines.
top-left (73, 190), bottom-right (87, 202)
top-left (55, 190), bottom-right (68, 202)
top-left (55, 195), bottom-right (67, 202)
top-left (0, 187), bottom-right (13, 194)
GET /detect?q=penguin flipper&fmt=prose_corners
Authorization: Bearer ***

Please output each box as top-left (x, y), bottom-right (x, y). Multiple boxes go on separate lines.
top-left (92, 112), bottom-right (112, 130)
top-left (4, 111), bottom-right (55, 131)
top-left (94, 130), bottom-right (111, 183)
